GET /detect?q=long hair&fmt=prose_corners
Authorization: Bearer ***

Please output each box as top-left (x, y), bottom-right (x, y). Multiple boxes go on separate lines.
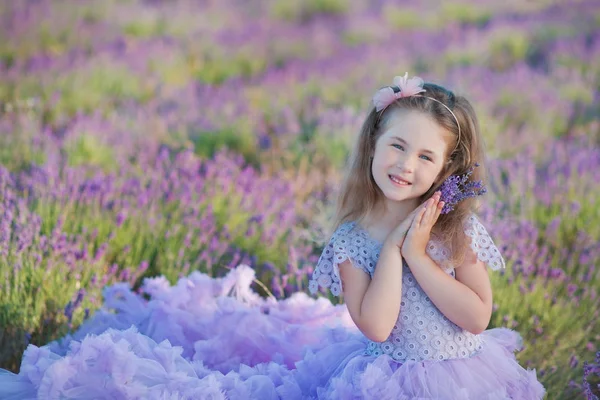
top-left (333, 82), bottom-right (486, 266)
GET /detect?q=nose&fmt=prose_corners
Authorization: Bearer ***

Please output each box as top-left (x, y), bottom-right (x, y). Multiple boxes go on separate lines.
top-left (396, 155), bottom-right (415, 173)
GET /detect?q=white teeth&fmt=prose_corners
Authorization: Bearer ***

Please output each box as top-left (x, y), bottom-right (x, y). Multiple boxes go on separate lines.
top-left (389, 175), bottom-right (410, 185)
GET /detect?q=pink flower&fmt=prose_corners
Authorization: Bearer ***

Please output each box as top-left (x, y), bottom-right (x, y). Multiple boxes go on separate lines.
top-left (372, 87), bottom-right (398, 112)
top-left (393, 72), bottom-right (425, 97)
top-left (372, 72), bottom-right (426, 111)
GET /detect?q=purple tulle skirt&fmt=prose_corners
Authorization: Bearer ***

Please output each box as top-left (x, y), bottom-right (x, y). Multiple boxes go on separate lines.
top-left (0, 266), bottom-right (544, 399)
top-left (294, 328), bottom-right (545, 399)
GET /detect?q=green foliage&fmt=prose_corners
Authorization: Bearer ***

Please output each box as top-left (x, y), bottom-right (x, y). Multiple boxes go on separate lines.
top-left (26, 166), bottom-right (297, 285)
top-left (313, 133), bottom-right (351, 171)
top-left (533, 198), bottom-right (600, 244)
top-left (2, 65), bottom-right (153, 123)
top-left (0, 242), bottom-right (107, 372)
top-left (195, 54), bottom-right (267, 85)
top-left (0, 46), bottom-right (16, 69)
top-left (342, 30), bottom-right (378, 46)
top-left (191, 128), bottom-right (260, 167)
top-left (440, 3), bottom-right (491, 27)
top-left (64, 134), bottom-right (117, 171)
top-left (0, 1), bottom-right (110, 65)
top-left (48, 66), bottom-right (152, 120)
top-left (151, 48), bottom-right (269, 87)
top-left (0, 116), bottom-right (47, 171)
top-left (38, 24), bottom-right (70, 55)
top-left (444, 49), bottom-right (478, 68)
top-left (383, 6), bottom-right (423, 30)
top-left (271, 0), bottom-right (349, 22)
top-left (123, 19), bottom-right (167, 38)
top-left (487, 31), bottom-right (531, 71)
top-left (489, 272), bottom-right (597, 397)
top-left (559, 84), bottom-right (595, 105)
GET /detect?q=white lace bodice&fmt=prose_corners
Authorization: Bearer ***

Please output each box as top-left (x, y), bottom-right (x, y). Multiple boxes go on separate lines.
top-left (308, 214), bottom-right (505, 363)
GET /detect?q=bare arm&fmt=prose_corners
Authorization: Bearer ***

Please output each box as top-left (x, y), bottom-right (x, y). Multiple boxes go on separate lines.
top-left (339, 241), bottom-right (404, 342)
top-left (339, 203), bottom-right (431, 342)
top-left (403, 250), bottom-right (493, 334)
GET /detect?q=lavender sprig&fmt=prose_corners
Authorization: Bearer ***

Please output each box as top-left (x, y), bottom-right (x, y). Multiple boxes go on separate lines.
top-left (583, 351), bottom-right (600, 400)
top-left (439, 163), bottom-right (487, 214)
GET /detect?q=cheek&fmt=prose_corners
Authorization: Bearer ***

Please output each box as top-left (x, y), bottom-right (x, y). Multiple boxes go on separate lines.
top-left (372, 156), bottom-right (391, 180)
top-left (374, 147), bottom-right (395, 165)
top-left (420, 164), bottom-right (442, 183)
top-left (431, 166), bottom-right (446, 185)
top-left (371, 148), bottom-right (385, 167)
top-left (371, 158), bottom-right (384, 175)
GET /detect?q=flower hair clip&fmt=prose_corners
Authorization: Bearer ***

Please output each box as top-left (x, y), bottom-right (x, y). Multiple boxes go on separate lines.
top-left (373, 72), bottom-right (463, 154)
top-left (439, 163), bottom-right (486, 214)
top-left (372, 73), bottom-right (426, 112)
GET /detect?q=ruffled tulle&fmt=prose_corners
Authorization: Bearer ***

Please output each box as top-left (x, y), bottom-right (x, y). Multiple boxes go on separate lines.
top-left (0, 326), bottom-right (301, 400)
top-left (49, 265), bottom-right (357, 369)
top-left (0, 266), bottom-right (355, 399)
top-left (293, 328), bottom-right (545, 399)
top-left (0, 266), bottom-right (544, 399)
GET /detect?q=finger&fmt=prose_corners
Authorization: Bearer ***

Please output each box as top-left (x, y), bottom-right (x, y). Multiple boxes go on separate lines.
top-left (400, 209), bottom-right (418, 232)
top-left (418, 193), bottom-right (439, 215)
top-left (419, 198), bottom-right (435, 226)
top-left (405, 204), bottom-right (426, 229)
top-left (433, 201), bottom-right (444, 222)
top-left (423, 198), bottom-right (437, 224)
top-left (407, 207), bottom-right (425, 234)
top-left (409, 203), bottom-right (424, 219)
top-left (408, 196), bottom-right (434, 228)
top-left (415, 203), bottom-right (428, 228)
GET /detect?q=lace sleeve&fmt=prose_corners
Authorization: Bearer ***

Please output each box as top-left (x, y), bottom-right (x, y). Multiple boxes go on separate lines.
top-left (463, 214), bottom-right (505, 271)
top-left (308, 222), bottom-right (374, 297)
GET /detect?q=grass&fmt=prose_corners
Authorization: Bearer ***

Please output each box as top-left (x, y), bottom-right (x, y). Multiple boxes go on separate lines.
top-left (489, 271), bottom-right (597, 396)
top-left (271, 0), bottom-right (349, 22)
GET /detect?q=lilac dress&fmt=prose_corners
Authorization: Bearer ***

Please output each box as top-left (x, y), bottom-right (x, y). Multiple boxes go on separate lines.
top-left (0, 215), bottom-right (545, 399)
top-left (299, 214), bottom-right (545, 399)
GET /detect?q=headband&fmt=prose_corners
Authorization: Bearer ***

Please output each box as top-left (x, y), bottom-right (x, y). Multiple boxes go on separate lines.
top-left (372, 73), bottom-right (461, 154)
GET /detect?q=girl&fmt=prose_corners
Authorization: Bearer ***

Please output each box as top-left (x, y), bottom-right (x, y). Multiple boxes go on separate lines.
top-left (0, 74), bottom-right (546, 399)
top-left (300, 74), bottom-right (546, 399)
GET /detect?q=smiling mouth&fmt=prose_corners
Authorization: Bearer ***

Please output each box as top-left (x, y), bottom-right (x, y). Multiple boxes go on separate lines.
top-left (389, 175), bottom-right (412, 186)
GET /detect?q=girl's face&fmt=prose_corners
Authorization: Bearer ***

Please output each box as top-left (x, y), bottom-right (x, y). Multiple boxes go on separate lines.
top-left (371, 110), bottom-right (451, 206)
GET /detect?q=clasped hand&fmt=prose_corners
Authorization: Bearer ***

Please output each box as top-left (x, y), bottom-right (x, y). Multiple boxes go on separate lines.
top-left (385, 192), bottom-right (444, 263)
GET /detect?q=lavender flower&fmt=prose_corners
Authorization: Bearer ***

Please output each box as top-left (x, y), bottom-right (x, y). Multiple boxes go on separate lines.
top-left (439, 163), bottom-right (487, 214)
top-left (583, 351), bottom-right (600, 400)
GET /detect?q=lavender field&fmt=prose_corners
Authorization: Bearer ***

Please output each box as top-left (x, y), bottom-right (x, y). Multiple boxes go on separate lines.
top-left (1, 0), bottom-right (599, 398)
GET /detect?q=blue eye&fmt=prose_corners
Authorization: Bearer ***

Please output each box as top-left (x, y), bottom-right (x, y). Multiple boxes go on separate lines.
top-left (392, 144), bottom-right (404, 151)
top-left (420, 155), bottom-right (432, 161)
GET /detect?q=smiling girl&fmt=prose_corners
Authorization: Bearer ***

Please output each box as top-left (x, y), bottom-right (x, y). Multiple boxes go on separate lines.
top-left (302, 73), bottom-right (546, 399)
